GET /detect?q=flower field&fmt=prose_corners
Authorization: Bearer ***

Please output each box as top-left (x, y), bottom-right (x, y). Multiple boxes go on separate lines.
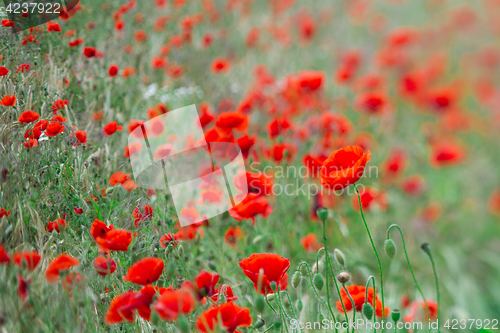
top-left (1, 0), bottom-right (500, 332)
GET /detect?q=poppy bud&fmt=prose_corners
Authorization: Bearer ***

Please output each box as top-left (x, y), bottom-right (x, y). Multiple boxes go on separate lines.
top-left (208, 261), bottom-right (217, 270)
top-left (177, 316), bottom-right (189, 333)
top-left (292, 271), bottom-right (301, 288)
top-left (166, 244), bottom-right (173, 253)
top-left (177, 245), bottom-right (184, 255)
top-left (316, 207), bottom-right (328, 221)
top-left (270, 281), bottom-right (277, 291)
top-left (391, 309), bottom-right (401, 322)
top-left (312, 260), bottom-right (323, 274)
top-left (384, 239), bottom-right (396, 259)
top-left (313, 273), bottom-right (324, 291)
top-left (166, 260), bottom-right (175, 278)
top-left (334, 249), bottom-right (346, 266)
top-left (254, 318), bottom-right (265, 329)
top-left (105, 187), bottom-right (115, 194)
top-left (296, 299), bottom-right (303, 312)
top-left (336, 271), bottom-right (351, 284)
top-left (253, 235), bottom-right (264, 244)
top-left (362, 303), bottom-right (374, 319)
top-left (420, 243), bottom-right (431, 255)
top-left (255, 294), bottom-right (265, 313)
top-left (266, 293), bottom-right (275, 302)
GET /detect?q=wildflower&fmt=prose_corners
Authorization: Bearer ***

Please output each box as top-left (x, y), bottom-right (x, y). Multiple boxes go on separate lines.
top-left (152, 288), bottom-right (196, 320)
top-left (0, 208), bottom-right (10, 218)
top-left (196, 302), bottom-right (252, 333)
top-left (160, 233), bottom-right (178, 249)
top-left (0, 245), bottom-right (11, 264)
top-left (228, 193), bottom-right (273, 223)
top-left (105, 291), bottom-right (144, 324)
top-left (94, 256), bottom-right (117, 276)
top-left (45, 253), bottom-right (80, 283)
top-left (132, 204), bottom-right (153, 227)
top-left (18, 274), bottom-right (30, 301)
top-left (300, 233), bottom-right (322, 252)
top-left (103, 121), bottom-right (123, 136)
top-left (47, 22), bottom-right (61, 32)
top-left (224, 226), bottom-right (244, 247)
top-left (429, 141), bottom-right (465, 167)
top-left (320, 145), bottom-right (371, 191)
top-left (45, 218), bottom-right (67, 233)
top-left (355, 91), bottom-right (388, 114)
top-left (123, 258), bottom-right (164, 285)
top-left (96, 229), bottom-right (133, 252)
top-left (108, 64), bottom-right (119, 77)
top-left (336, 284), bottom-right (389, 319)
top-left (194, 270), bottom-right (219, 298)
top-left (404, 300), bottom-right (438, 322)
top-left (18, 111), bottom-right (40, 125)
top-left (210, 285), bottom-right (238, 303)
top-left (52, 99), bottom-right (68, 113)
top-left (236, 134), bottom-right (256, 158)
top-left (0, 67), bottom-right (8, 76)
top-left (68, 38), bottom-right (84, 47)
top-left (0, 94), bottom-right (16, 106)
top-left (211, 58), bottom-right (231, 74)
top-left (62, 273), bottom-right (85, 296)
top-left (13, 251), bottom-right (41, 271)
top-left (239, 253), bottom-right (290, 294)
top-left (45, 121), bottom-right (65, 137)
top-left (350, 186), bottom-right (388, 212)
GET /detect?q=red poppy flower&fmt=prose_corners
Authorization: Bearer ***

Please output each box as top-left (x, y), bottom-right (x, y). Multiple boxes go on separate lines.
top-left (382, 148), bottom-right (406, 181)
top-left (108, 64), bottom-right (119, 77)
top-left (151, 56), bottom-right (167, 69)
top-left (488, 188), bottom-right (500, 216)
top-left (62, 272), bottom-right (85, 296)
top-left (96, 229), bottom-right (133, 252)
top-left (51, 99), bottom-right (68, 113)
top-left (300, 233), bottom-right (322, 252)
top-left (13, 251), bottom-right (41, 271)
top-left (239, 253), bottom-right (290, 294)
top-left (215, 111), bottom-right (247, 132)
top-left (0, 67), bottom-right (9, 76)
top-left (297, 70), bottom-right (324, 92)
top-left (0, 94), bottom-right (16, 106)
top-left (46, 218), bottom-right (67, 233)
top-left (90, 219), bottom-right (114, 241)
top-left (123, 258), bottom-right (164, 285)
top-left (18, 111), bottom-right (40, 125)
top-left (75, 130), bottom-right (87, 144)
top-left (17, 274), bottom-right (30, 301)
top-left (209, 285), bottom-right (238, 303)
top-left (401, 175), bottom-right (426, 197)
top-left (267, 117), bottom-right (293, 139)
top-left (45, 254), bottom-right (80, 283)
top-left (159, 233), bottom-right (178, 248)
top-left (229, 193), bottom-right (273, 223)
top-left (236, 134), bottom-right (256, 158)
top-left (83, 46), bottom-right (101, 58)
top-left (196, 302), bottom-right (252, 333)
top-left (195, 270), bottom-right (219, 298)
top-left (350, 186), bottom-right (387, 212)
top-left (45, 121), bottom-right (65, 137)
top-left (211, 57), bottom-right (231, 74)
top-left (132, 205), bottom-right (153, 227)
top-left (355, 91), bottom-right (388, 114)
top-left (1, 19), bottom-right (15, 28)
top-left (152, 288), bottom-right (196, 320)
top-left (0, 245), bottom-right (11, 265)
top-left (105, 291), bottom-right (144, 324)
top-left (123, 143), bottom-right (142, 158)
top-left (109, 171), bottom-right (129, 186)
top-left (429, 142), bottom-right (465, 167)
top-left (303, 153), bottom-right (327, 178)
top-left (404, 300), bottom-right (438, 323)
top-left (224, 226), bottom-right (244, 247)
top-left (320, 145), bottom-right (372, 191)
top-left (68, 38), bottom-right (84, 47)
top-left (94, 256), bottom-right (117, 276)
top-left (103, 121), bottom-right (123, 136)
top-left (336, 284), bottom-right (389, 319)
top-left (0, 208), bottom-right (9, 218)
top-left (47, 22), bottom-right (61, 32)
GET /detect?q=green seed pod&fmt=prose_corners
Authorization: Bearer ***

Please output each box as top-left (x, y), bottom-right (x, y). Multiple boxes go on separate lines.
top-left (208, 261), bottom-right (217, 270)
top-left (177, 316), bottom-right (189, 333)
top-left (362, 303), bottom-right (374, 320)
top-left (270, 281), bottom-right (277, 292)
top-left (334, 249), bottom-right (346, 266)
top-left (313, 273), bottom-right (324, 291)
top-left (296, 299), bottom-right (303, 312)
top-left (391, 309), bottom-right (401, 322)
top-left (166, 260), bottom-right (175, 278)
top-left (254, 318), bottom-right (265, 329)
top-left (384, 239), bottom-right (397, 259)
top-left (255, 294), bottom-right (266, 313)
top-left (316, 208), bottom-right (328, 221)
top-left (292, 271), bottom-right (301, 288)
top-left (266, 293), bottom-right (275, 302)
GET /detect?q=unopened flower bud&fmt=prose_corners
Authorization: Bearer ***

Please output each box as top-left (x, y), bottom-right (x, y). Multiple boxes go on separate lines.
top-left (300, 264), bottom-right (308, 276)
top-left (384, 239), bottom-right (397, 259)
top-left (296, 299), bottom-right (303, 312)
top-left (391, 309), bottom-right (401, 322)
top-left (312, 260), bottom-right (324, 274)
top-left (336, 271), bottom-right (351, 284)
top-left (270, 281), bottom-right (277, 292)
top-left (313, 273), bottom-right (324, 291)
top-left (166, 244), bottom-right (173, 253)
top-left (334, 249), bottom-right (346, 266)
top-left (292, 271), bottom-right (301, 289)
top-left (208, 261), bottom-right (217, 270)
top-left (255, 294), bottom-right (265, 313)
top-left (166, 260), bottom-right (175, 278)
top-left (362, 303), bottom-right (374, 320)
top-left (177, 316), bottom-right (189, 333)
top-left (254, 318), bottom-right (265, 329)
top-left (177, 245), bottom-right (184, 255)
top-left (316, 208), bottom-right (328, 221)
top-left (420, 243), bottom-right (431, 255)
top-left (105, 187), bottom-right (115, 195)
top-left (266, 293), bottom-right (275, 302)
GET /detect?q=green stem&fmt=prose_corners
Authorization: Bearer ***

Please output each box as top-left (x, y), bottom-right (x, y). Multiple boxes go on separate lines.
top-left (343, 284), bottom-right (356, 333)
top-left (297, 262), bottom-right (333, 323)
top-left (323, 248), bottom-right (349, 327)
top-left (387, 224), bottom-right (429, 319)
top-left (423, 246), bottom-right (440, 333)
top-left (354, 185), bottom-right (386, 326)
top-left (364, 276), bottom-right (376, 333)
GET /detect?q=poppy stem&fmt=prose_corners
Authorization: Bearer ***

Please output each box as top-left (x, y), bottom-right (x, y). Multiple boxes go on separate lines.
top-left (387, 224), bottom-right (430, 319)
top-left (364, 275), bottom-right (376, 333)
top-left (354, 184), bottom-right (386, 327)
top-left (320, 217), bottom-right (347, 332)
top-left (343, 283), bottom-right (356, 332)
top-left (421, 243), bottom-right (440, 333)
